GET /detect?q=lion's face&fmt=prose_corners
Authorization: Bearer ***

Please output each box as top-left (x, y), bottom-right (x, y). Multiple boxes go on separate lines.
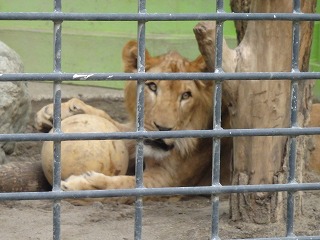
top-left (122, 41), bottom-right (212, 160)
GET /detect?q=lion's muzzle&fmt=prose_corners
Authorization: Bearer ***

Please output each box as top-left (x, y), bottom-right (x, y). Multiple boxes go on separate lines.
top-left (144, 139), bottom-right (174, 152)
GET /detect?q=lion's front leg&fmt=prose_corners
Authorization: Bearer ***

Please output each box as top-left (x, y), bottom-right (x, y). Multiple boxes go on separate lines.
top-left (61, 167), bottom-right (175, 192)
top-left (61, 171), bottom-right (136, 205)
top-left (61, 166), bottom-right (177, 205)
top-left (61, 171), bottom-right (136, 191)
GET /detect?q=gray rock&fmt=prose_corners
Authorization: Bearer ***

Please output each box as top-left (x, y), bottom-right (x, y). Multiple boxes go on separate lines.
top-left (0, 41), bottom-right (31, 163)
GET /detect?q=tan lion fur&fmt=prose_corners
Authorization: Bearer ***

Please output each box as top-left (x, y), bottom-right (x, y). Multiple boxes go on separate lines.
top-left (41, 113), bottom-right (129, 186)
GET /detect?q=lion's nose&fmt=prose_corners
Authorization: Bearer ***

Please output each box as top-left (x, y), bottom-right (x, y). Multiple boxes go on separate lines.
top-left (154, 122), bottom-right (172, 131)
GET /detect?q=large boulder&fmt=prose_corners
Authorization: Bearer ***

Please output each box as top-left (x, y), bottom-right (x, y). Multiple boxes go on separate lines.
top-left (0, 41), bottom-right (31, 164)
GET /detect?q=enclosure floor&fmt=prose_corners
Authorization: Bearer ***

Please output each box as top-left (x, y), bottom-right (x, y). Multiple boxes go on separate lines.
top-left (2, 83), bottom-right (319, 239)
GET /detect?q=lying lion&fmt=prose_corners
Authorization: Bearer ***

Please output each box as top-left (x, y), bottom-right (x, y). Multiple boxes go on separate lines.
top-left (35, 41), bottom-right (319, 204)
top-left (34, 40), bottom-right (233, 203)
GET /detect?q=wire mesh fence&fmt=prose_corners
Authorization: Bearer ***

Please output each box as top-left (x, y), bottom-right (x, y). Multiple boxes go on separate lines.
top-left (0, 0), bottom-right (319, 239)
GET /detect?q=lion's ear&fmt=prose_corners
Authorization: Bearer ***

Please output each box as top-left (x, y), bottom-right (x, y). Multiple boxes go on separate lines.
top-left (122, 40), bottom-right (139, 73)
top-left (190, 55), bottom-right (213, 88)
top-left (189, 55), bottom-right (207, 72)
top-left (195, 79), bottom-right (214, 89)
top-left (122, 40), bottom-right (156, 73)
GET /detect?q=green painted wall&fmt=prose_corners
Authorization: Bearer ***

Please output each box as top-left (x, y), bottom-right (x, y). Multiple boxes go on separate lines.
top-left (0, 1), bottom-right (236, 89)
top-left (0, 1), bottom-right (319, 92)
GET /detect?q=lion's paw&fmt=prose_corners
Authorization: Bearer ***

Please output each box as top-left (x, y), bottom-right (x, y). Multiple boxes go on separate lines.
top-left (34, 98), bottom-right (86, 132)
top-left (61, 171), bottom-right (109, 191)
top-left (66, 98), bottom-right (87, 115)
top-left (34, 104), bottom-right (55, 132)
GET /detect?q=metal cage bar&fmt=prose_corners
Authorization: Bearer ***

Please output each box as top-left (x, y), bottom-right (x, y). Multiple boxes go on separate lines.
top-left (210, 1), bottom-right (224, 239)
top-left (3, 127), bottom-right (320, 142)
top-left (286, 0), bottom-right (301, 236)
top-left (1, 182), bottom-right (320, 201)
top-left (0, 12), bottom-right (319, 21)
top-left (134, 0), bottom-right (147, 239)
top-left (52, 1), bottom-right (62, 239)
top-left (1, 71), bottom-right (320, 81)
top-left (0, 0), bottom-right (319, 239)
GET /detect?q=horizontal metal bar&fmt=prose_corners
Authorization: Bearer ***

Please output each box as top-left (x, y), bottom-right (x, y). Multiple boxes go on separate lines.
top-left (0, 72), bottom-right (320, 82)
top-left (0, 12), bottom-right (319, 21)
top-left (0, 182), bottom-right (319, 201)
top-left (235, 237), bottom-right (320, 240)
top-left (1, 127), bottom-right (320, 142)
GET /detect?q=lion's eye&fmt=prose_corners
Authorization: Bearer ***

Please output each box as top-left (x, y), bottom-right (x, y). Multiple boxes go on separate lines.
top-left (146, 82), bottom-right (157, 93)
top-left (181, 91), bottom-right (192, 100)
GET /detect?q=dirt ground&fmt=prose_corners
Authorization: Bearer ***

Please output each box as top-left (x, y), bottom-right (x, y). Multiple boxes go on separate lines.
top-left (1, 85), bottom-right (320, 240)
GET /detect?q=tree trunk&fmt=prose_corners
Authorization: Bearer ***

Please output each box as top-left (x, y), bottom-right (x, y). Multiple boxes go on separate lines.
top-left (194, 0), bottom-right (316, 223)
top-left (0, 161), bottom-right (51, 192)
top-left (230, 0), bottom-right (251, 44)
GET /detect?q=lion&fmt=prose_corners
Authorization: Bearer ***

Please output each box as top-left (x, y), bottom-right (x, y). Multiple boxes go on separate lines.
top-left (35, 40), bottom-right (232, 204)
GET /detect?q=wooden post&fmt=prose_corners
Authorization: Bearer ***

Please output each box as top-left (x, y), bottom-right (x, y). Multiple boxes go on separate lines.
top-left (230, 0), bottom-right (251, 44)
top-left (194, 0), bottom-right (316, 223)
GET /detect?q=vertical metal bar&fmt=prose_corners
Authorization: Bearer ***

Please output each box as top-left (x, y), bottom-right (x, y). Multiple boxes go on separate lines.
top-left (211, 1), bottom-right (224, 239)
top-left (134, 0), bottom-right (146, 239)
top-left (53, 1), bottom-right (62, 240)
top-left (286, 0), bottom-right (301, 237)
